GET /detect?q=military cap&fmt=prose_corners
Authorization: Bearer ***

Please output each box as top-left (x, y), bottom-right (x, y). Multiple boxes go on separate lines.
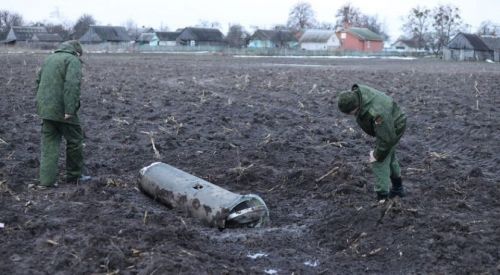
top-left (63, 40), bottom-right (83, 56)
top-left (337, 91), bottom-right (359, 114)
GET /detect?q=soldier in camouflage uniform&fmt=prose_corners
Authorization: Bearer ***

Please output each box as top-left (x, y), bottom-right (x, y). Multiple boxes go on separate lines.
top-left (36, 40), bottom-right (90, 187)
top-left (338, 84), bottom-right (407, 201)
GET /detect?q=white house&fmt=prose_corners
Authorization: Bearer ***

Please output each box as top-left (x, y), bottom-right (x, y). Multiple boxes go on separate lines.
top-left (136, 33), bottom-right (159, 46)
top-left (299, 29), bottom-right (339, 51)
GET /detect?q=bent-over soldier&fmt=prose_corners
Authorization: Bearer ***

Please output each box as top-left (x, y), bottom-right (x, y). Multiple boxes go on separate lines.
top-left (337, 84), bottom-right (407, 201)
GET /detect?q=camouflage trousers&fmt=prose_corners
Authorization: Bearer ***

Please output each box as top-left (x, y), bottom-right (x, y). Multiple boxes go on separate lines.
top-left (39, 119), bottom-right (84, 186)
top-left (371, 146), bottom-right (401, 193)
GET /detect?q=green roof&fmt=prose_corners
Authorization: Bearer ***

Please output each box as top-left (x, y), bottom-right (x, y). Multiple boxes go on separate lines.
top-left (347, 28), bottom-right (383, 41)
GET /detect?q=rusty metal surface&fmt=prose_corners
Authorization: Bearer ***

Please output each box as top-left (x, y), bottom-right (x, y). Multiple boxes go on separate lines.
top-left (139, 162), bottom-right (269, 229)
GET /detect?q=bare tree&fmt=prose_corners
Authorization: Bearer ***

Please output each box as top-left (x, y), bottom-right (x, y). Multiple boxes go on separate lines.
top-left (431, 4), bottom-right (462, 55)
top-left (477, 20), bottom-right (498, 36)
top-left (359, 15), bottom-right (389, 41)
top-left (72, 14), bottom-right (96, 39)
top-left (317, 22), bottom-right (335, 30)
top-left (334, 4), bottom-right (388, 40)
top-left (0, 10), bottom-right (24, 29)
top-left (286, 2), bottom-right (317, 31)
top-left (226, 24), bottom-right (248, 48)
top-left (123, 19), bottom-right (140, 40)
top-left (0, 10), bottom-right (24, 38)
top-left (402, 6), bottom-right (431, 49)
top-left (45, 23), bottom-right (71, 40)
top-left (335, 3), bottom-right (361, 28)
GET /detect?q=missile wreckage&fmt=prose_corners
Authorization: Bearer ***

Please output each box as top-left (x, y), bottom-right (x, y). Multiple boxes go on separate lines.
top-left (139, 162), bottom-right (269, 229)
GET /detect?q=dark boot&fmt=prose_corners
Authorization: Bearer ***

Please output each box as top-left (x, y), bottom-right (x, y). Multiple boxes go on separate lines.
top-left (389, 177), bottom-right (405, 198)
top-left (376, 191), bottom-right (389, 201)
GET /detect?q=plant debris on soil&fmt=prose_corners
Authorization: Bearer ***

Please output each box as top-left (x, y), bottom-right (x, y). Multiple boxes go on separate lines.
top-left (1, 53), bottom-right (499, 274)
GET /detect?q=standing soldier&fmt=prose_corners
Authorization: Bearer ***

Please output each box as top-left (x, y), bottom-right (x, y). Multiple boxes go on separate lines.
top-left (337, 84), bottom-right (407, 201)
top-left (36, 40), bottom-right (90, 188)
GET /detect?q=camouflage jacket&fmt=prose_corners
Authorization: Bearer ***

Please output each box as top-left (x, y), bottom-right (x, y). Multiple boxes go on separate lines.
top-left (353, 84), bottom-right (407, 161)
top-left (36, 43), bottom-right (82, 125)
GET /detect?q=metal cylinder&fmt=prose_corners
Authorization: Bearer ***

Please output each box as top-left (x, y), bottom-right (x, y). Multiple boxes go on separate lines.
top-left (139, 162), bottom-right (269, 229)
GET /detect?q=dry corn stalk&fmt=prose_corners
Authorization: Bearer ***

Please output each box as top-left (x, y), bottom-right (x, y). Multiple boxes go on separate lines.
top-left (430, 151), bottom-right (447, 159)
top-left (141, 131), bottom-right (161, 159)
top-left (112, 118), bottom-right (129, 125)
top-left (474, 81), bottom-right (480, 110)
top-left (315, 167), bottom-right (339, 182)
top-left (165, 116), bottom-right (183, 136)
top-left (308, 83), bottom-right (318, 94)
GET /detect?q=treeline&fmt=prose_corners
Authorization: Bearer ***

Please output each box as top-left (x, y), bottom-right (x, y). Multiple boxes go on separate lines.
top-left (284, 2), bottom-right (498, 54)
top-left (1, 2), bottom-right (498, 54)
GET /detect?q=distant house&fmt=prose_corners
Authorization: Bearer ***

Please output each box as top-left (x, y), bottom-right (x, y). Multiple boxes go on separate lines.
top-left (443, 33), bottom-right (493, 61)
top-left (176, 27), bottom-right (225, 46)
top-left (391, 38), bottom-right (426, 52)
top-left (4, 26), bottom-right (46, 43)
top-left (128, 27), bottom-right (155, 41)
top-left (337, 27), bottom-right (384, 52)
top-left (299, 29), bottom-right (339, 51)
top-left (32, 33), bottom-right (63, 43)
top-left (156, 31), bottom-right (180, 46)
top-left (136, 32), bottom-right (159, 46)
top-left (480, 36), bottom-right (500, 62)
top-left (79, 25), bottom-right (131, 44)
top-left (2, 26), bottom-right (62, 47)
top-left (248, 29), bottom-right (298, 48)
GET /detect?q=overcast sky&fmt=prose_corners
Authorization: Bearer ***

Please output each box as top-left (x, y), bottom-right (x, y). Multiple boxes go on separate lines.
top-left (2, 0), bottom-right (499, 41)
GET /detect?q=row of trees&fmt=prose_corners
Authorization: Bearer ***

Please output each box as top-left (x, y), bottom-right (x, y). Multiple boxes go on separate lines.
top-left (402, 5), bottom-right (464, 54)
top-left (286, 3), bottom-right (389, 40)
top-left (285, 2), bottom-right (498, 54)
top-left (1, 2), bottom-right (498, 53)
top-left (402, 5), bottom-right (498, 54)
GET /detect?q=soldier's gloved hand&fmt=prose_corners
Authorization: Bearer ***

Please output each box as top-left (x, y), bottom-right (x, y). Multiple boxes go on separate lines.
top-left (64, 114), bottom-right (73, 120)
top-left (369, 150), bottom-right (377, 163)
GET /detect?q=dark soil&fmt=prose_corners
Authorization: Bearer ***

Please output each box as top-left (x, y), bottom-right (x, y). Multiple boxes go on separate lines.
top-left (1, 53), bottom-right (499, 274)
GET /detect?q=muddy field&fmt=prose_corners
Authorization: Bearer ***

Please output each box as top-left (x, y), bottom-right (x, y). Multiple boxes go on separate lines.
top-left (1, 53), bottom-right (499, 274)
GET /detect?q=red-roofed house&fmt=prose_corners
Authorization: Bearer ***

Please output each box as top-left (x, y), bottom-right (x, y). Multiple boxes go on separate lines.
top-left (337, 27), bottom-right (384, 52)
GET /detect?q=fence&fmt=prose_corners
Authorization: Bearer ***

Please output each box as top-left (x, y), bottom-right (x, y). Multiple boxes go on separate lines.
top-left (1, 42), bottom-right (430, 58)
top-left (136, 45), bottom-right (429, 57)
